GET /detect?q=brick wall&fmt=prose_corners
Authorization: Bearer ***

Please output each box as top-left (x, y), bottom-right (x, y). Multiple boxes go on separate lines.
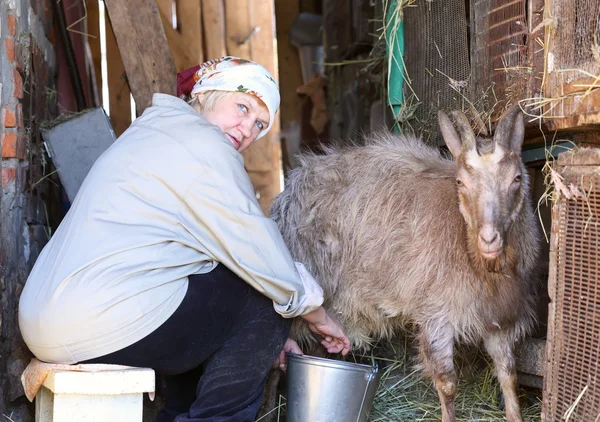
top-left (0, 0), bottom-right (59, 419)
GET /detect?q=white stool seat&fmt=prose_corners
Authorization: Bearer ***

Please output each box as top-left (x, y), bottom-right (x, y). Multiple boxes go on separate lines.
top-left (35, 366), bottom-right (155, 422)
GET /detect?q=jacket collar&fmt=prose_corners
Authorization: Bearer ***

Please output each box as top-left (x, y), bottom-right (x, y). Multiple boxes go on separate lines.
top-left (151, 93), bottom-right (200, 117)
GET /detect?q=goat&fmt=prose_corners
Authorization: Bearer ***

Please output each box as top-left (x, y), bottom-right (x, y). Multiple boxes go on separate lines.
top-left (269, 106), bottom-right (540, 422)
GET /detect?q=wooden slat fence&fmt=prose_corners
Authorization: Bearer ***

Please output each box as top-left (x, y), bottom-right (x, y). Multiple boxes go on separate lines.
top-left (86, 0), bottom-right (281, 214)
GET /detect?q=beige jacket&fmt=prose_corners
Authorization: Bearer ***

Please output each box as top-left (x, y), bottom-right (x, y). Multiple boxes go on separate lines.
top-left (18, 94), bottom-right (323, 364)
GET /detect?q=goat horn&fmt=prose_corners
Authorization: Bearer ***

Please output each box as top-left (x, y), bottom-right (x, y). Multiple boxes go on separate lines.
top-left (450, 111), bottom-right (476, 151)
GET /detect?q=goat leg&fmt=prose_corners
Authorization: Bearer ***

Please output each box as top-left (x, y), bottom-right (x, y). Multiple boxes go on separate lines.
top-left (418, 322), bottom-right (457, 422)
top-left (484, 332), bottom-right (522, 422)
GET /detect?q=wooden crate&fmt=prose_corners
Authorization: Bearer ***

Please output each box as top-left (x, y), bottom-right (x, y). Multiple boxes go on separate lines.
top-left (542, 148), bottom-right (600, 420)
top-left (543, 0), bottom-right (600, 130)
top-left (470, 0), bottom-right (545, 121)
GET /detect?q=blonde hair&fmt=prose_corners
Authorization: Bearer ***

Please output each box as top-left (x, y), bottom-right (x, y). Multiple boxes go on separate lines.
top-left (188, 90), bottom-right (234, 115)
top-left (189, 90), bottom-right (269, 119)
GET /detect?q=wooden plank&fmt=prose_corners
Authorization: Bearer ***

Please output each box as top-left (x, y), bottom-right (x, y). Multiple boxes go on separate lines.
top-left (104, 13), bottom-right (132, 137)
top-left (248, 0), bottom-right (282, 213)
top-left (225, 0), bottom-right (282, 213)
top-left (202, 0), bottom-right (227, 59)
top-left (543, 0), bottom-right (600, 130)
top-left (248, 170), bottom-right (281, 216)
top-left (158, 10), bottom-right (197, 71)
top-left (275, 0), bottom-right (303, 172)
top-left (177, 0), bottom-right (204, 65)
top-left (156, 0), bottom-right (201, 70)
top-left (155, 0), bottom-right (173, 26)
top-left (103, 0), bottom-right (176, 115)
top-left (224, 0), bottom-right (252, 59)
top-left (323, 0), bottom-right (351, 61)
top-left (87, 0), bottom-right (103, 106)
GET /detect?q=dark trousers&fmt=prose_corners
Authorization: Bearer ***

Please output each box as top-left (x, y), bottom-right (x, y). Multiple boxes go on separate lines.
top-left (83, 264), bottom-right (291, 422)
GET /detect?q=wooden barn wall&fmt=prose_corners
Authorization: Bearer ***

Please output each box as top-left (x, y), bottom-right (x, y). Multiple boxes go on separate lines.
top-left (89, 0), bottom-right (282, 215)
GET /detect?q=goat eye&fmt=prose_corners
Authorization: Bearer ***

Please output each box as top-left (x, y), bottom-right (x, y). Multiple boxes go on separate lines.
top-left (456, 179), bottom-right (463, 187)
top-left (513, 175), bottom-right (522, 183)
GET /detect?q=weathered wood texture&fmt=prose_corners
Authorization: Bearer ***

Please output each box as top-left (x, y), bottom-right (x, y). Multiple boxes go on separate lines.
top-left (91, 0), bottom-right (281, 212)
top-left (323, 0), bottom-right (351, 62)
top-left (103, 0), bottom-right (176, 115)
top-left (87, 0), bottom-right (103, 105)
top-left (202, 0), bottom-right (227, 59)
top-left (275, 0), bottom-right (304, 173)
top-left (177, 0), bottom-right (205, 65)
top-left (156, 0), bottom-right (204, 71)
top-left (225, 0), bottom-right (282, 214)
top-left (543, 0), bottom-right (600, 130)
top-left (469, 0), bottom-right (545, 122)
top-left (104, 10), bottom-right (132, 136)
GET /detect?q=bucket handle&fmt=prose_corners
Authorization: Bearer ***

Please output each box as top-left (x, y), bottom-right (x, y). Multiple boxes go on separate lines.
top-left (355, 362), bottom-right (379, 422)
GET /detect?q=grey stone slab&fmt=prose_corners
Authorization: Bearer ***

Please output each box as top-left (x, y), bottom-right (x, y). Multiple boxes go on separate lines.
top-left (41, 107), bottom-right (116, 202)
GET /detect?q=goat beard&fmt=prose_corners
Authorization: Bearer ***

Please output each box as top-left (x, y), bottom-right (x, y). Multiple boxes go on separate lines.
top-left (467, 229), bottom-right (507, 273)
top-left (482, 253), bottom-right (506, 273)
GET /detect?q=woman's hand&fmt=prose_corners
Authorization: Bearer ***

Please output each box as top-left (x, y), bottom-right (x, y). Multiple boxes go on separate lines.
top-left (273, 338), bottom-right (302, 372)
top-left (301, 306), bottom-right (351, 356)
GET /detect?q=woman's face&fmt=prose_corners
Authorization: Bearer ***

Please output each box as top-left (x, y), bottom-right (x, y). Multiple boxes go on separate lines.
top-left (200, 92), bottom-right (270, 152)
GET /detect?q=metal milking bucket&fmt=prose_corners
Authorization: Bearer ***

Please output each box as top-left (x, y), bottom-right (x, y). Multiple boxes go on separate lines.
top-left (286, 353), bottom-right (381, 422)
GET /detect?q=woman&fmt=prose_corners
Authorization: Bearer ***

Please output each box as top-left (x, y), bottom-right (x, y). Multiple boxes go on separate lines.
top-left (18, 56), bottom-right (350, 422)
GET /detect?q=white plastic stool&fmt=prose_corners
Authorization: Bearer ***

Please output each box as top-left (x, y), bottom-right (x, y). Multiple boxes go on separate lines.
top-left (35, 367), bottom-right (155, 422)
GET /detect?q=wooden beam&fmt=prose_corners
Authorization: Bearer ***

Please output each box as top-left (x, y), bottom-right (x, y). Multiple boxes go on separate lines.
top-left (87, 0), bottom-right (102, 106)
top-left (275, 0), bottom-right (302, 125)
top-left (177, 0), bottom-right (204, 64)
top-left (202, 0), bottom-right (227, 59)
top-left (247, 0), bottom-right (281, 178)
top-left (224, 0), bottom-right (252, 59)
top-left (225, 0), bottom-right (282, 214)
top-left (158, 9), bottom-right (197, 71)
top-left (224, 1), bottom-right (282, 211)
top-left (275, 0), bottom-right (303, 173)
top-left (103, 0), bottom-right (176, 115)
top-left (104, 12), bottom-right (131, 137)
top-left (156, 0), bottom-right (202, 71)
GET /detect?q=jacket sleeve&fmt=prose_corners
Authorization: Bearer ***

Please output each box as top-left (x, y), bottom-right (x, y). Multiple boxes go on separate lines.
top-left (179, 139), bottom-right (324, 318)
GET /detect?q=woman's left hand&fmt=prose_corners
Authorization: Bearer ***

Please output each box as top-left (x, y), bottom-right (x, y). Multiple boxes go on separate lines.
top-left (272, 338), bottom-right (302, 372)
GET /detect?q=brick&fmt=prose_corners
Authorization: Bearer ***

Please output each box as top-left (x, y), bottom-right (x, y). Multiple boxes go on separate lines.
top-left (7, 15), bottom-right (17, 37)
top-left (1, 168), bottom-right (17, 190)
top-left (14, 37), bottom-right (26, 73)
top-left (16, 103), bottom-right (23, 130)
top-left (13, 70), bottom-right (23, 99)
top-left (5, 38), bottom-right (15, 62)
top-left (1, 105), bottom-right (17, 128)
top-left (1, 132), bottom-right (26, 159)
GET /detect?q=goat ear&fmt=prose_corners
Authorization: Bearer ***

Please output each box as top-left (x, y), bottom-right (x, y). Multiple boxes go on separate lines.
top-left (438, 110), bottom-right (462, 157)
top-left (450, 111), bottom-right (476, 152)
top-left (494, 105), bottom-right (525, 153)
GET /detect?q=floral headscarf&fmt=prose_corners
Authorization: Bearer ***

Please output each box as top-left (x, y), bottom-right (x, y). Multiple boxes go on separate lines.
top-left (177, 56), bottom-right (280, 140)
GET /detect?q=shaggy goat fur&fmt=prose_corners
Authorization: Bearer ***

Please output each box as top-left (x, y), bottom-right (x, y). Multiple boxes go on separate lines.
top-left (269, 108), bottom-right (540, 422)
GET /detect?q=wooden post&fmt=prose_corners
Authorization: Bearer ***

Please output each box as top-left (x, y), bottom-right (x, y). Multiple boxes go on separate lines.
top-left (103, 0), bottom-right (176, 115)
top-left (225, 0), bottom-right (282, 215)
top-left (104, 13), bottom-right (132, 137)
top-left (156, 0), bottom-right (204, 71)
top-left (177, 0), bottom-right (204, 65)
top-left (202, 0), bottom-right (227, 59)
top-left (87, 0), bottom-right (103, 106)
top-left (275, 0), bottom-right (304, 174)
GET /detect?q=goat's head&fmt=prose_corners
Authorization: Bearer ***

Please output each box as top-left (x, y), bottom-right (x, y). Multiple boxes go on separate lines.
top-left (438, 106), bottom-right (526, 269)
